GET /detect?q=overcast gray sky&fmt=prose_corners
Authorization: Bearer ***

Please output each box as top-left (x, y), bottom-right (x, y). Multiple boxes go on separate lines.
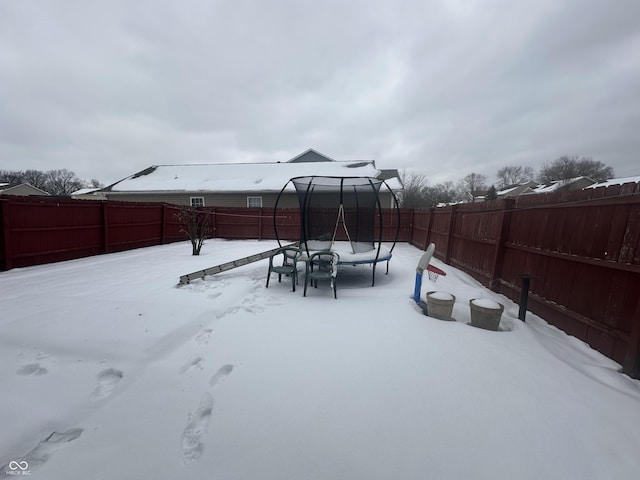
top-left (1, 0), bottom-right (639, 186)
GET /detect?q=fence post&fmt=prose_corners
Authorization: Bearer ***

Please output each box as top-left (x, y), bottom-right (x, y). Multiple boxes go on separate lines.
top-left (161, 204), bottom-right (167, 244)
top-left (102, 201), bottom-right (109, 254)
top-left (211, 206), bottom-right (216, 239)
top-left (624, 298), bottom-right (640, 378)
top-left (258, 208), bottom-right (263, 240)
top-left (408, 208), bottom-right (415, 246)
top-left (444, 205), bottom-right (458, 264)
top-left (0, 199), bottom-right (12, 271)
top-left (426, 207), bottom-right (435, 251)
top-left (489, 198), bottom-right (515, 287)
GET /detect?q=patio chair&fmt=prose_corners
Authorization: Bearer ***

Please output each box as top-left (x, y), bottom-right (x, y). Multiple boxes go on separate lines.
top-left (266, 246), bottom-right (301, 292)
top-left (303, 251), bottom-right (340, 299)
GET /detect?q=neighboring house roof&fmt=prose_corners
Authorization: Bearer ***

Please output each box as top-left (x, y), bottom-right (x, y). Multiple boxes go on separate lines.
top-left (496, 181), bottom-right (538, 197)
top-left (584, 175), bottom-right (640, 189)
top-left (71, 188), bottom-right (101, 196)
top-left (0, 182), bottom-right (50, 196)
top-left (103, 160), bottom-right (394, 193)
top-left (70, 187), bottom-right (108, 200)
top-left (529, 176), bottom-right (595, 194)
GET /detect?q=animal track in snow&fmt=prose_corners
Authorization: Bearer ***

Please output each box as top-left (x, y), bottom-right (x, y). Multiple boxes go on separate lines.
top-left (179, 356), bottom-right (204, 375)
top-left (181, 393), bottom-right (214, 464)
top-left (16, 363), bottom-right (48, 376)
top-left (91, 368), bottom-right (123, 399)
top-left (209, 364), bottom-right (234, 388)
top-left (1, 428), bottom-right (83, 475)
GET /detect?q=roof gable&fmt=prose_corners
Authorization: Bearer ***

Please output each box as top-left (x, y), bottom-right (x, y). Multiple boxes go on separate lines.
top-left (287, 149), bottom-right (336, 163)
top-left (0, 182), bottom-right (50, 196)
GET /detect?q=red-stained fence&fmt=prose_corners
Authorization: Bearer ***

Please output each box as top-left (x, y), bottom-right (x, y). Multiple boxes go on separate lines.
top-left (0, 197), bottom-right (410, 269)
top-left (409, 183), bottom-right (640, 378)
top-left (0, 197), bottom-right (187, 269)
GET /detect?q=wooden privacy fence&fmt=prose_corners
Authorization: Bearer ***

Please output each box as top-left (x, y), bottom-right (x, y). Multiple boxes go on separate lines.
top-left (410, 183), bottom-right (640, 378)
top-left (0, 196), bottom-right (411, 270)
top-left (1, 188), bottom-right (639, 377)
top-left (0, 197), bottom-right (187, 269)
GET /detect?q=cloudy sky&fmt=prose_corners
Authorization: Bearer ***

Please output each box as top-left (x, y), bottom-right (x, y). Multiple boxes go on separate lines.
top-left (1, 0), bottom-right (639, 186)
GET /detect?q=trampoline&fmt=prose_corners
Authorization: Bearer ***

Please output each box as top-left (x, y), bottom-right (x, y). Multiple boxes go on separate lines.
top-left (274, 176), bottom-right (400, 286)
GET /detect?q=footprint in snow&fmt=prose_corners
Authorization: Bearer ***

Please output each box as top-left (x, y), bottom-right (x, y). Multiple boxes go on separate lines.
top-left (179, 356), bottom-right (204, 375)
top-left (91, 368), bottom-right (123, 400)
top-left (181, 393), bottom-right (214, 464)
top-left (195, 329), bottom-right (212, 345)
top-left (16, 363), bottom-right (48, 376)
top-left (209, 364), bottom-right (234, 388)
top-left (1, 428), bottom-right (83, 475)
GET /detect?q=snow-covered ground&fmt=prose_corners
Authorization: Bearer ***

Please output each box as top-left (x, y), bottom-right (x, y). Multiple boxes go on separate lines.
top-left (2, 240), bottom-right (640, 479)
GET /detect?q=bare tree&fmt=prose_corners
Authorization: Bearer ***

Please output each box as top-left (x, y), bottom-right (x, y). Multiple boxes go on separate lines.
top-left (538, 155), bottom-right (614, 183)
top-left (23, 169), bottom-right (50, 191)
top-left (0, 170), bottom-right (24, 185)
top-left (175, 206), bottom-right (212, 255)
top-left (398, 170), bottom-right (429, 208)
top-left (496, 165), bottom-right (535, 188)
top-left (0, 168), bottom-right (101, 194)
top-left (423, 181), bottom-right (458, 207)
top-left (457, 173), bottom-right (488, 199)
top-left (46, 169), bottom-right (84, 195)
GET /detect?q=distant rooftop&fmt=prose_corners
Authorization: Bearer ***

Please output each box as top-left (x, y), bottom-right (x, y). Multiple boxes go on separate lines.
top-left (584, 176), bottom-right (640, 189)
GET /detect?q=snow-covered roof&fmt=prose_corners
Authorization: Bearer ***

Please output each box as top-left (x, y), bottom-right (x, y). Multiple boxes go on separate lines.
top-left (71, 188), bottom-right (102, 195)
top-left (496, 185), bottom-right (522, 196)
top-left (530, 176), bottom-right (594, 193)
top-left (584, 175), bottom-right (640, 189)
top-left (495, 181), bottom-right (538, 197)
top-left (106, 161), bottom-right (398, 193)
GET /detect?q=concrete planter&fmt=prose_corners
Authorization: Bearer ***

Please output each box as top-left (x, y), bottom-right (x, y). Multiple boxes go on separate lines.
top-left (426, 291), bottom-right (456, 320)
top-left (469, 298), bottom-right (504, 331)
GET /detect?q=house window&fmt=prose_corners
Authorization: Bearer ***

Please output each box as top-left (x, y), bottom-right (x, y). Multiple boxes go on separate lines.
top-left (247, 196), bottom-right (262, 208)
top-left (190, 197), bottom-right (205, 207)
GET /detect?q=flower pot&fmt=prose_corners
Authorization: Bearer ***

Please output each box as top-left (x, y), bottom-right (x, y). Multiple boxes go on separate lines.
top-left (426, 291), bottom-right (456, 320)
top-left (469, 298), bottom-right (504, 331)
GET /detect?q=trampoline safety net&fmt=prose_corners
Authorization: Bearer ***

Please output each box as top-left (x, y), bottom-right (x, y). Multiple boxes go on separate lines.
top-left (291, 176), bottom-right (383, 254)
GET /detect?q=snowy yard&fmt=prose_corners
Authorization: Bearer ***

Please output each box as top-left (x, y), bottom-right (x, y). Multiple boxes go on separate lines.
top-left (2, 240), bottom-right (640, 479)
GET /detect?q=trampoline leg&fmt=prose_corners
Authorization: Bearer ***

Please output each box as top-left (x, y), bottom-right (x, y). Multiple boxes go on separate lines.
top-left (371, 263), bottom-right (376, 287)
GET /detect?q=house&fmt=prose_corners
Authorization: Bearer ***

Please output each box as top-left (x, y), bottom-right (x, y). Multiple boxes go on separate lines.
top-left (527, 176), bottom-right (596, 194)
top-left (99, 149), bottom-right (403, 208)
top-left (467, 189), bottom-right (488, 203)
top-left (496, 181), bottom-right (539, 198)
top-left (0, 182), bottom-right (50, 196)
top-left (469, 177), bottom-right (597, 202)
top-left (584, 175), bottom-right (640, 190)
